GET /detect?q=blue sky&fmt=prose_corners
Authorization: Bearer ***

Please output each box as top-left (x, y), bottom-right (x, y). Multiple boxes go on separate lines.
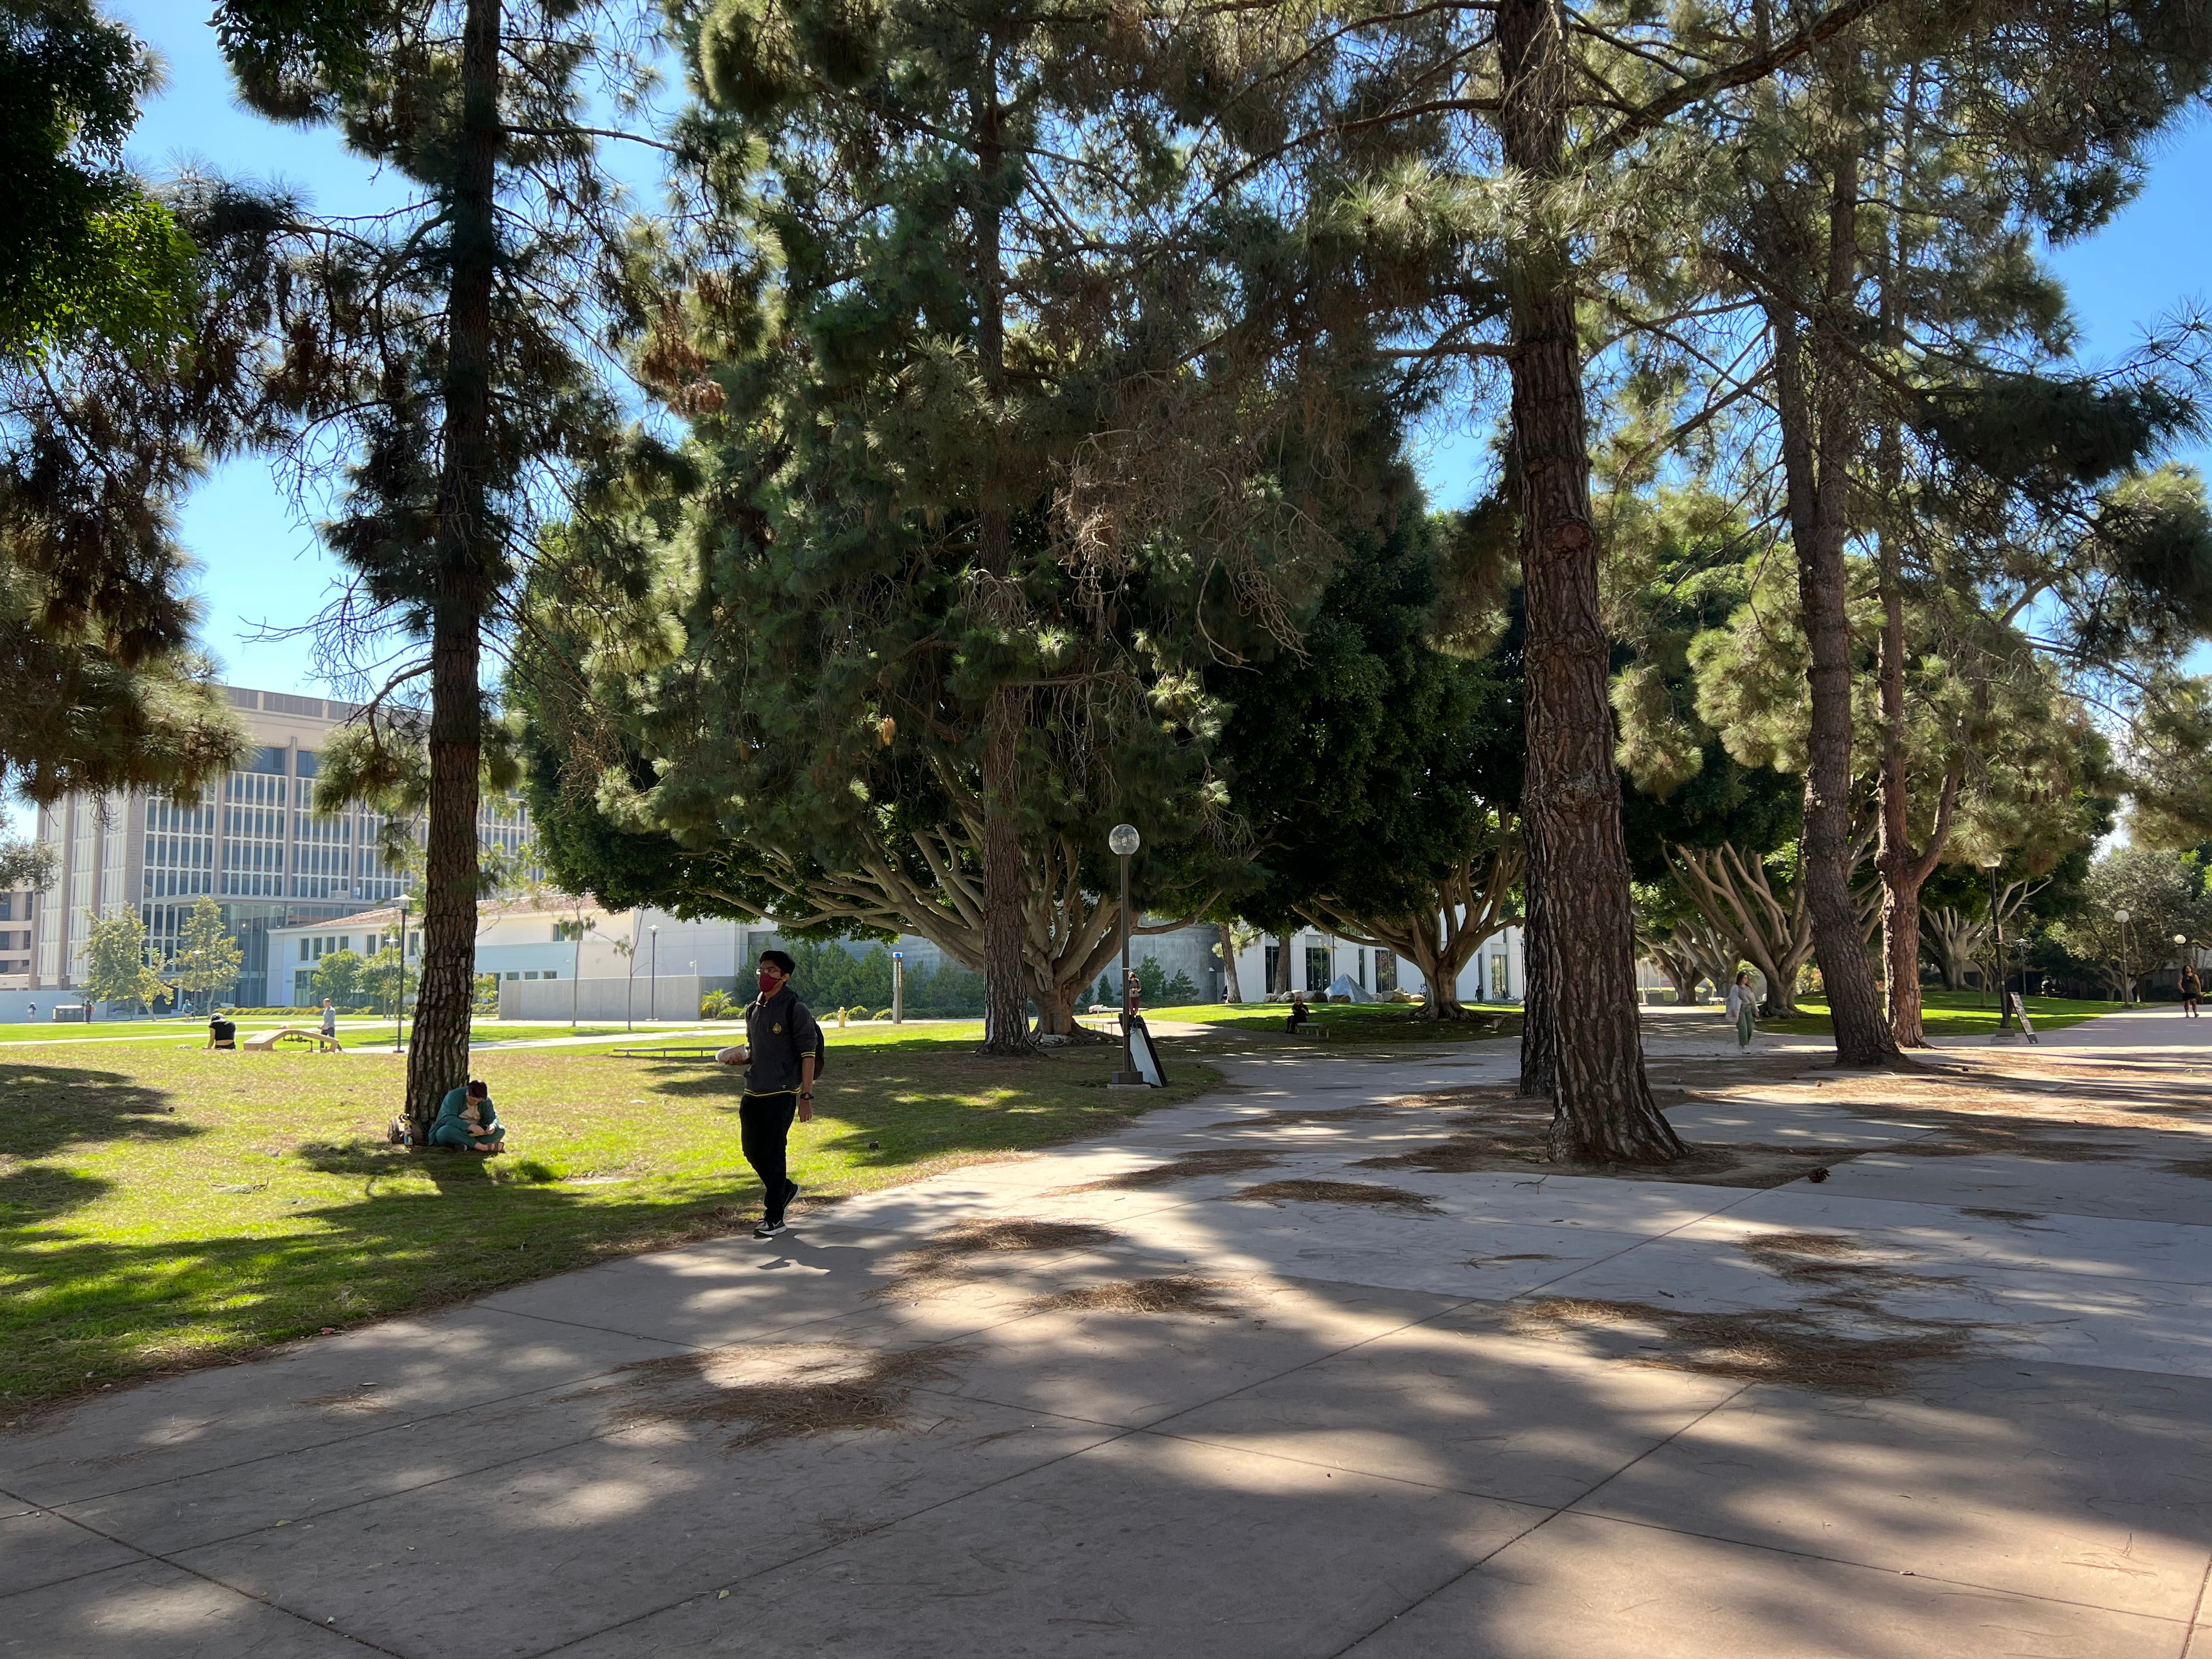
top-left (87, 14), bottom-right (2212, 703)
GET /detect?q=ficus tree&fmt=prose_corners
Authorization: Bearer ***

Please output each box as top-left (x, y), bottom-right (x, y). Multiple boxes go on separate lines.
top-left (1212, 471), bottom-right (1525, 1020)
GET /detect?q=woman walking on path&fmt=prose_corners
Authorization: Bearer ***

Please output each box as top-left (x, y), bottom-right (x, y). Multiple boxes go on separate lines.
top-left (2182, 963), bottom-right (2202, 1019)
top-left (1725, 970), bottom-right (1758, 1053)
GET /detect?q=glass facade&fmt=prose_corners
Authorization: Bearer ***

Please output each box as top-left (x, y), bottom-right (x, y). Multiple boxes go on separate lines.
top-left (29, 685), bottom-right (537, 1005)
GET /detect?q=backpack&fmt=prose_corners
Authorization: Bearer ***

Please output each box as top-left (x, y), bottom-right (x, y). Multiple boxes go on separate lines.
top-left (751, 995), bottom-right (828, 1077)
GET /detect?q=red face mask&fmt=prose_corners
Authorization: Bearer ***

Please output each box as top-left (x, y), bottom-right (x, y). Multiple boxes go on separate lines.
top-left (758, 970), bottom-right (782, 997)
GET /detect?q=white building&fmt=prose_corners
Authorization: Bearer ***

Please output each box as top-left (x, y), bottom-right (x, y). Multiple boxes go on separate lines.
top-left (1223, 923), bottom-right (1525, 1005)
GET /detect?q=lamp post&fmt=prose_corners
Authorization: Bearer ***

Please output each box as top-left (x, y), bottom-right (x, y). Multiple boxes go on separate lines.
top-left (394, 896), bottom-right (411, 1054)
top-left (2114, 909), bottom-right (2131, 1007)
top-left (1981, 855), bottom-right (2010, 1031)
top-left (893, 949), bottom-right (904, 1024)
top-left (648, 924), bottom-right (659, 1022)
top-left (1109, 823), bottom-right (1142, 1085)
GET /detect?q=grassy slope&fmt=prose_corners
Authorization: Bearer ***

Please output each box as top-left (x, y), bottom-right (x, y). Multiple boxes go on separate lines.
top-left (1757, 989), bottom-right (2118, 1036)
top-left (0, 1035), bottom-right (1211, 1414)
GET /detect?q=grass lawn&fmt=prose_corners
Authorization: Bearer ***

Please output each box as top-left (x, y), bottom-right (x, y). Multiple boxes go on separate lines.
top-left (0, 1034), bottom-right (1214, 1415)
top-left (1758, 988), bottom-right (2120, 1037)
top-left (1149, 1000), bottom-right (1523, 1044)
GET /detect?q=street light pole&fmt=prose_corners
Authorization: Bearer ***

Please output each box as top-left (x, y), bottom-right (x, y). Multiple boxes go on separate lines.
top-left (1109, 823), bottom-right (1141, 1085)
top-left (2115, 909), bottom-right (2131, 1007)
top-left (893, 950), bottom-right (904, 1024)
top-left (649, 924), bottom-right (659, 1022)
top-left (394, 898), bottom-right (409, 1055)
top-left (1983, 858), bottom-right (2010, 1031)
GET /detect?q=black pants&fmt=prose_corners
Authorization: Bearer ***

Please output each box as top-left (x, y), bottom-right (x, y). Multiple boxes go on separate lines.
top-left (740, 1092), bottom-right (799, 1221)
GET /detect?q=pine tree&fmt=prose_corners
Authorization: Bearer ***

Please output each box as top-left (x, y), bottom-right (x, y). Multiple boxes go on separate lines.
top-left (1639, 0), bottom-right (2212, 1058)
top-left (518, 0), bottom-right (1378, 1045)
top-left (212, 0), bottom-right (644, 1132)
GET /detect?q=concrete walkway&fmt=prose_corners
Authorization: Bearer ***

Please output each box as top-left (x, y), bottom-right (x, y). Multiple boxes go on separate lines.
top-left (4, 1017), bottom-right (2208, 1657)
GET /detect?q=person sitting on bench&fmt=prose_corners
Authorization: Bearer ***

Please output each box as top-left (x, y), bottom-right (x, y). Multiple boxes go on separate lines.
top-left (206, 1015), bottom-right (238, 1050)
top-left (1284, 994), bottom-right (1311, 1034)
top-left (430, 1079), bottom-right (505, 1152)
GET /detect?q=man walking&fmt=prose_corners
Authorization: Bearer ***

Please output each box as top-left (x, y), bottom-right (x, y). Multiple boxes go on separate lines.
top-left (715, 950), bottom-right (820, 1238)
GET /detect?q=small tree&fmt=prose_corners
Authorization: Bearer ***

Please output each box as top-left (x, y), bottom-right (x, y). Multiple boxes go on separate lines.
top-left (79, 907), bottom-right (164, 1017)
top-left (311, 949), bottom-right (366, 1010)
top-left (169, 895), bottom-right (241, 1015)
top-left (359, 945), bottom-right (405, 1018)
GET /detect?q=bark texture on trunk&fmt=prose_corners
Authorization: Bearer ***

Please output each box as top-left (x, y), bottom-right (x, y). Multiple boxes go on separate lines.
top-left (1220, 922), bottom-right (1243, 1003)
top-left (978, 684), bottom-right (1034, 1051)
top-left (405, 0), bottom-right (500, 1133)
top-left (1873, 537), bottom-right (1957, 1047)
top-left (1765, 142), bottom-right (1898, 1069)
top-left (970, 76), bottom-right (1034, 1056)
top-left (1518, 841), bottom-right (1555, 1097)
top-left (1497, 0), bottom-right (1681, 1163)
top-left (1272, 933), bottom-right (1293, 994)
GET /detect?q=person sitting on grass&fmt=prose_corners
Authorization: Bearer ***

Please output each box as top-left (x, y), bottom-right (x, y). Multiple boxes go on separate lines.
top-left (430, 1079), bottom-right (505, 1152)
top-left (206, 1014), bottom-right (237, 1050)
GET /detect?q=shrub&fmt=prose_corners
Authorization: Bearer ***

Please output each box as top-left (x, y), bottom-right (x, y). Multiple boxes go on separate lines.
top-left (700, 989), bottom-right (733, 1019)
top-left (874, 1007), bottom-right (896, 1020)
top-left (847, 1006), bottom-right (873, 1021)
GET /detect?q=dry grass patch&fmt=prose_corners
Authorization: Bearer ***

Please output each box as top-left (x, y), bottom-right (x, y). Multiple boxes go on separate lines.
top-left (1057, 1149), bottom-right (1282, 1193)
top-left (1506, 1297), bottom-right (1978, 1393)
top-left (1226, 1178), bottom-right (1441, 1214)
top-left (1026, 1277), bottom-right (1239, 1316)
top-left (1341, 1090), bottom-right (1853, 1188)
top-left (1881, 1124), bottom-right (2129, 1161)
top-left (875, 1218), bottom-right (1120, 1301)
top-left (294, 1384), bottom-right (394, 1415)
top-left (591, 1342), bottom-right (955, 1448)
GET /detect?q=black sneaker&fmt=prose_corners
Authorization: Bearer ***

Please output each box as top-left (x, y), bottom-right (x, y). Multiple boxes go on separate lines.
top-left (785, 1178), bottom-right (803, 1209)
top-left (753, 1218), bottom-right (787, 1239)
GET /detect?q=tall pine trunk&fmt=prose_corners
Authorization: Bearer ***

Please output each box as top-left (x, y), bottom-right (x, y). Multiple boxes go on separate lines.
top-left (1768, 143), bottom-right (1898, 1069)
top-left (1517, 842), bottom-right (1555, 1096)
top-left (1497, 0), bottom-right (1682, 1164)
top-left (1273, 932), bottom-right (1293, 994)
top-left (1220, 921), bottom-right (1243, 1003)
top-left (1873, 519), bottom-right (1956, 1048)
top-left (972, 72), bottom-right (1034, 1055)
top-left (1868, 104), bottom-right (1951, 1053)
top-left (406, 0), bottom-right (499, 1133)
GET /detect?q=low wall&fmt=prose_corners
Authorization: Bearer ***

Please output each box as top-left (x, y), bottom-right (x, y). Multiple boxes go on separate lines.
top-left (496, 973), bottom-right (737, 1023)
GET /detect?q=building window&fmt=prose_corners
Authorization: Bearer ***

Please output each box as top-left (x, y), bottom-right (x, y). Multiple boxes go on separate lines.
top-left (506, 971), bottom-right (520, 981)
top-left (1491, 952), bottom-right (1510, 1000)
top-left (1375, 951), bottom-right (1396, 994)
top-left (1263, 943), bottom-right (1279, 990)
top-left (543, 968), bottom-right (557, 979)
top-left (1305, 945), bottom-right (1330, 992)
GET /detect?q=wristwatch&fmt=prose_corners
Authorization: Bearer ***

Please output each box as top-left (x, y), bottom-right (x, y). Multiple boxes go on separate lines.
top-left (800, 1091), bottom-right (814, 1101)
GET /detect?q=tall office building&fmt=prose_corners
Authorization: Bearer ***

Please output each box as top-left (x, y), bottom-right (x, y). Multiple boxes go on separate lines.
top-left (31, 684), bottom-right (533, 1005)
